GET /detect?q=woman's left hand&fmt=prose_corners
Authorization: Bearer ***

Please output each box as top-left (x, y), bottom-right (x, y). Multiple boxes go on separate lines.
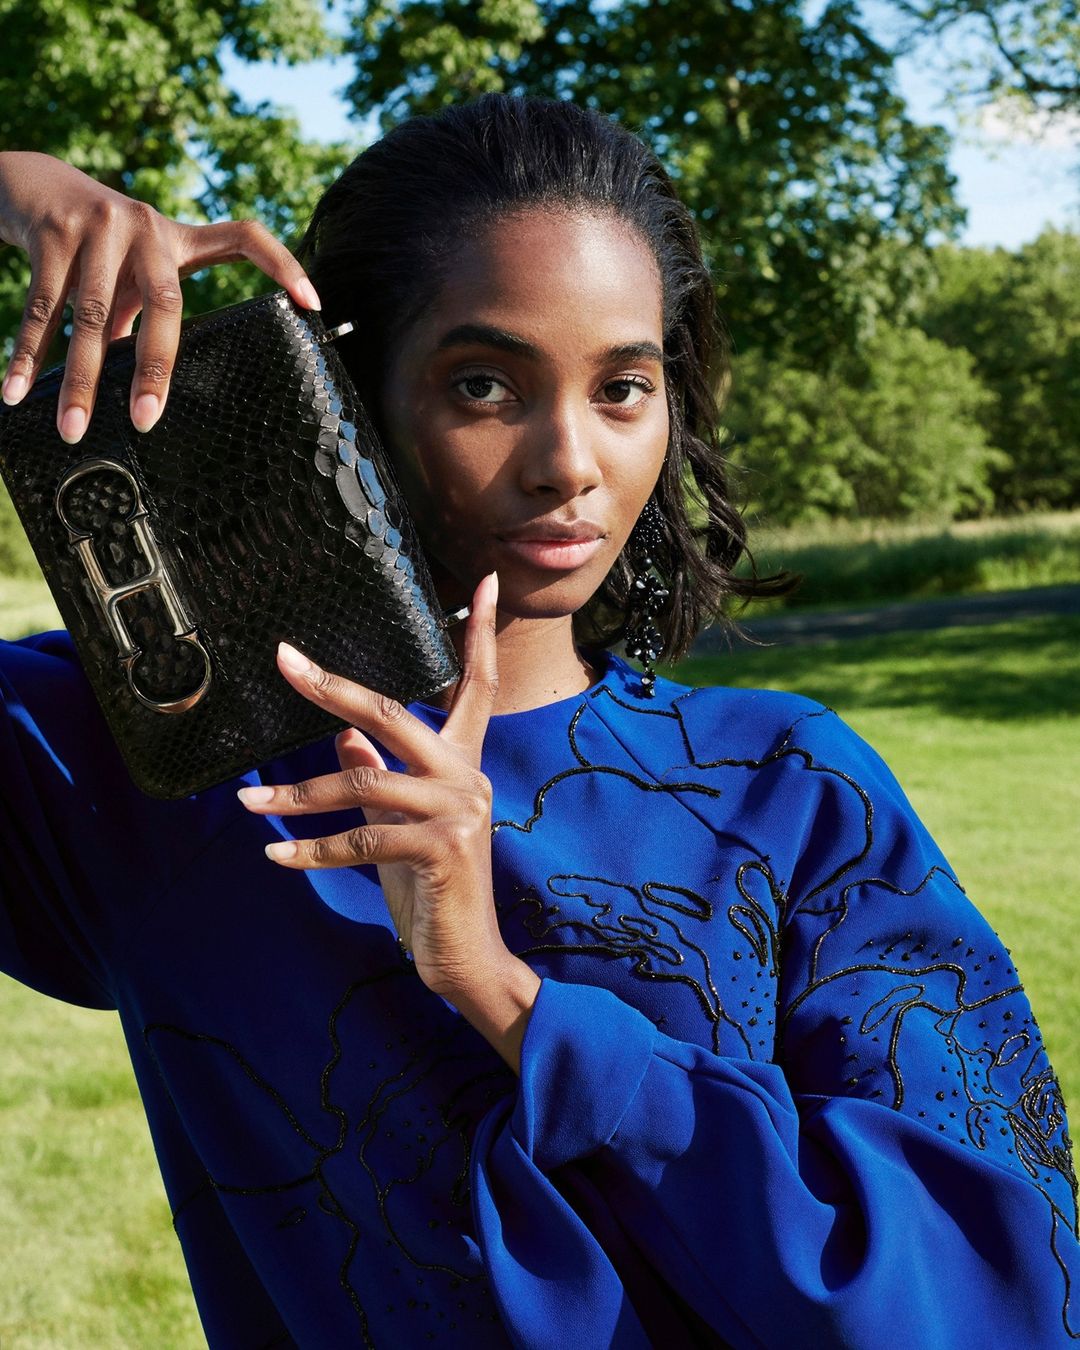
top-left (237, 571), bottom-right (521, 1012)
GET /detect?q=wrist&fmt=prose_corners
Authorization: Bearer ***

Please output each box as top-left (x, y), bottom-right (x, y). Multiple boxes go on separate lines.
top-left (443, 953), bottom-right (541, 1076)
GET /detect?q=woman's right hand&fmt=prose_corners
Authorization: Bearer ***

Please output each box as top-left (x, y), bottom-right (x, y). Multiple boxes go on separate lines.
top-left (0, 150), bottom-right (321, 443)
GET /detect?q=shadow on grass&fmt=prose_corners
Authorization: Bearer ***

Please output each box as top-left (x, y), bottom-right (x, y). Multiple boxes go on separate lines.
top-left (667, 616), bottom-right (1080, 722)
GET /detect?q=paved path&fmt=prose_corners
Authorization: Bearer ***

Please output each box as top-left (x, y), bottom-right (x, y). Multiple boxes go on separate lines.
top-left (693, 583), bottom-right (1080, 653)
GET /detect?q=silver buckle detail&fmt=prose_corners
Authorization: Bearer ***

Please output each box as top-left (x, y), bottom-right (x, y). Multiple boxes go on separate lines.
top-left (55, 459), bottom-right (212, 714)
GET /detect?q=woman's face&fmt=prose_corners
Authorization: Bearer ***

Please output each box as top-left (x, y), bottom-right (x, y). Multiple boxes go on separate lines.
top-left (380, 208), bottom-right (669, 618)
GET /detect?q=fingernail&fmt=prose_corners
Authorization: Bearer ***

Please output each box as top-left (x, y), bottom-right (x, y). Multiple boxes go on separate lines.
top-left (59, 407), bottom-right (87, 444)
top-left (132, 393), bottom-right (160, 433)
top-left (265, 841), bottom-right (298, 862)
top-left (2, 372), bottom-right (27, 405)
top-left (237, 786), bottom-right (275, 806)
top-left (278, 641), bottom-right (312, 674)
top-left (298, 279), bottom-right (321, 311)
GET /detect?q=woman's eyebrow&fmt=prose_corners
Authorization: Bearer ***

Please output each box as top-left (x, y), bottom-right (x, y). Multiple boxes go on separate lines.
top-left (435, 323), bottom-right (663, 366)
top-left (436, 323), bottom-right (537, 356)
top-left (604, 340), bottom-right (664, 365)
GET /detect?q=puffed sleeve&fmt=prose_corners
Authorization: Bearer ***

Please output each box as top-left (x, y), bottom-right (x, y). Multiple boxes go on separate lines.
top-left (469, 708), bottom-right (1080, 1349)
top-left (0, 630), bottom-right (226, 1008)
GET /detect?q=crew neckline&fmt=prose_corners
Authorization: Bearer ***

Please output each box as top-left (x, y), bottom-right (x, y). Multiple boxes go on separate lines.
top-left (409, 645), bottom-right (627, 724)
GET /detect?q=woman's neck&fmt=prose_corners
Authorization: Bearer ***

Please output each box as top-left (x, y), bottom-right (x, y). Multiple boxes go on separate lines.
top-left (430, 611), bottom-right (600, 716)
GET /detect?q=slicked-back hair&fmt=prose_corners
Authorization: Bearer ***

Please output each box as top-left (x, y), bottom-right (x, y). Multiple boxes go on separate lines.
top-left (297, 93), bottom-right (789, 664)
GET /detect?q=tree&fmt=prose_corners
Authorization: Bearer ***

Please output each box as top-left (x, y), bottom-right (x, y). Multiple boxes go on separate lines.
top-left (345, 0), bottom-right (964, 363)
top-left (723, 324), bottom-right (1003, 524)
top-left (889, 1), bottom-right (1080, 120)
top-left (0, 0), bottom-right (352, 352)
top-left (922, 230), bottom-right (1080, 510)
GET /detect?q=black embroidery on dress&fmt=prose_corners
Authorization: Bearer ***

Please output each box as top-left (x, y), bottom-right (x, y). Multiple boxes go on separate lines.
top-left (145, 963), bottom-right (510, 1348)
top-left (172, 1177), bottom-right (214, 1229)
top-left (728, 858), bottom-right (788, 973)
top-left (801, 865), bottom-right (964, 986)
top-left (1049, 1200), bottom-right (1080, 1338)
top-left (147, 676), bottom-right (1076, 1339)
top-left (487, 678), bottom-right (1078, 1325)
top-left (500, 875), bottom-right (752, 1056)
top-left (517, 689), bottom-right (876, 927)
top-left (783, 960), bottom-right (1022, 1107)
top-left (492, 704), bottom-right (726, 836)
top-left (353, 1030), bottom-right (510, 1278)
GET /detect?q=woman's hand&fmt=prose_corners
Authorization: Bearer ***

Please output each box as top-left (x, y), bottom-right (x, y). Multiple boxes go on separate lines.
top-left (0, 150), bottom-right (320, 442)
top-left (236, 571), bottom-right (540, 1071)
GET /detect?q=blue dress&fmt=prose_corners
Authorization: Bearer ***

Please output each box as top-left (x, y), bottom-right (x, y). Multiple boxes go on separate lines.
top-left (1, 630), bottom-right (1076, 1348)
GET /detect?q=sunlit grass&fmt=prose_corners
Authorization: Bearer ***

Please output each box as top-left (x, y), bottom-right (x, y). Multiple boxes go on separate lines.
top-left (738, 507), bottom-right (1080, 611)
top-left (0, 576), bottom-right (61, 640)
top-left (0, 986), bottom-right (203, 1347)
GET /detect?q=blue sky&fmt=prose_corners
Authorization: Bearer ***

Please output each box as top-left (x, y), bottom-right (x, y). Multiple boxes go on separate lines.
top-left (221, 2), bottom-right (1079, 251)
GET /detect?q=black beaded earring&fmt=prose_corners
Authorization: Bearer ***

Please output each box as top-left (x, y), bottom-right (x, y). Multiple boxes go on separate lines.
top-left (623, 496), bottom-right (669, 698)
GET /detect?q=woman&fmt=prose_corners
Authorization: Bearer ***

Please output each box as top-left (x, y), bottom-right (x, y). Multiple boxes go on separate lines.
top-left (0, 96), bottom-right (1076, 1348)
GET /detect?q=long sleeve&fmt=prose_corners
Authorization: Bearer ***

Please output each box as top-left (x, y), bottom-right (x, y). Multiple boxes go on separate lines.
top-left (0, 631), bottom-right (237, 1007)
top-left (469, 706), bottom-right (1080, 1349)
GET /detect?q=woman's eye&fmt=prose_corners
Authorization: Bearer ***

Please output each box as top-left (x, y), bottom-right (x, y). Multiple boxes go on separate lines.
top-left (601, 378), bottom-right (653, 407)
top-left (454, 373), bottom-right (514, 404)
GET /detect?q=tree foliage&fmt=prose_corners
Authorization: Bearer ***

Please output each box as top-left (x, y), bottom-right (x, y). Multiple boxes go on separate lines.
top-left (723, 324), bottom-right (1003, 524)
top-left (0, 0), bottom-right (351, 349)
top-left (2, 0), bottom-right (1074, 524)
top-left (890, 1), bottom-right (1080, 118)
top-left (921, 230), bottom-right (1080, 511)
top-left (345, 0), bottom-right (963, 362)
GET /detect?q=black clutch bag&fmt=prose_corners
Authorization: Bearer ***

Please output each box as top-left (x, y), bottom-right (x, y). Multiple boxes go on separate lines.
top-left (0, 291), bottom-right (462, 799)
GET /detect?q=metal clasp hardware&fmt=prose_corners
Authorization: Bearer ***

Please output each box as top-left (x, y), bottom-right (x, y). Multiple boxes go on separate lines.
top-left (55, 459), bottom-right (212, 714)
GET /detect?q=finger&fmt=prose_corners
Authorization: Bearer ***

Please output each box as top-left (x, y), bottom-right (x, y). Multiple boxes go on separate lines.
top-left (335, 726), bottom-right (387, 774)
top-left (56, 240), bottom-right (121, 443)
top-left (335, 729), bottom-right (394, 826)
top-left (179, 218), bottom-right (321, 311)
top-left (264, 822), bottom-right (430, 871)
top-left (1, 243), bottom-right (75, 407)
top-left (441, 571), bottom-right (499, 764)
top-left (110, 301), bottom-right (140, 341)
top-left (236, 762), bottom-right (453, 818)
top-left (128, 255), bottom-right (184, 433)
top-left (275, 642), bottom-right (455, 776)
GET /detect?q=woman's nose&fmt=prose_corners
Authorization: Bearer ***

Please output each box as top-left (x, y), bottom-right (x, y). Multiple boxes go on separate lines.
top-left (518, 396), bottom-right (601, 498)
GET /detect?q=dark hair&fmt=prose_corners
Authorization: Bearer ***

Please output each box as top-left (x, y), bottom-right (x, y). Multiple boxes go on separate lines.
top-left (297, 93), bottom-right (790, 664)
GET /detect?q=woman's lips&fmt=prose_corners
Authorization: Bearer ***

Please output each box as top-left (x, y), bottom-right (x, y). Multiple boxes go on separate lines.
top-left (496, 536), bottom-right (605, 570)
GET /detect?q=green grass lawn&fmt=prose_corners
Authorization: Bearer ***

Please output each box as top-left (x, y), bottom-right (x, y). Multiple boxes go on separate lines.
top-left (1, 609), bottom-right (1077, 1346)
top-left (739, 507), bottom-right (1080, 611)
top-left (0, 576), bottom-right (61, 640)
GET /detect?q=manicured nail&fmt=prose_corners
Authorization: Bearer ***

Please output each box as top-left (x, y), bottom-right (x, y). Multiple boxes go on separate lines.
top-left (59, 407), bottom-right (87, 444)
top-left (132, 393), bottom-right (160, 433)
top-left (237, 785), bottom-right (275, 806)
top-left (488, 570), bottom-right (499, 606)
top-left (2, 372), bottom-right (27, 405)
top-left (278, 641), bottom-right (312, 674)
top-left (265, 841), bottom-right (298, 862)
top-left (298, 279), bottom-right (321, 311)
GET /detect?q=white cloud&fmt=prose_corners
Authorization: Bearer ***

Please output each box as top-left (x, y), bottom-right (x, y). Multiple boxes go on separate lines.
top-left (976, 101), bottom-right (1080, 151)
